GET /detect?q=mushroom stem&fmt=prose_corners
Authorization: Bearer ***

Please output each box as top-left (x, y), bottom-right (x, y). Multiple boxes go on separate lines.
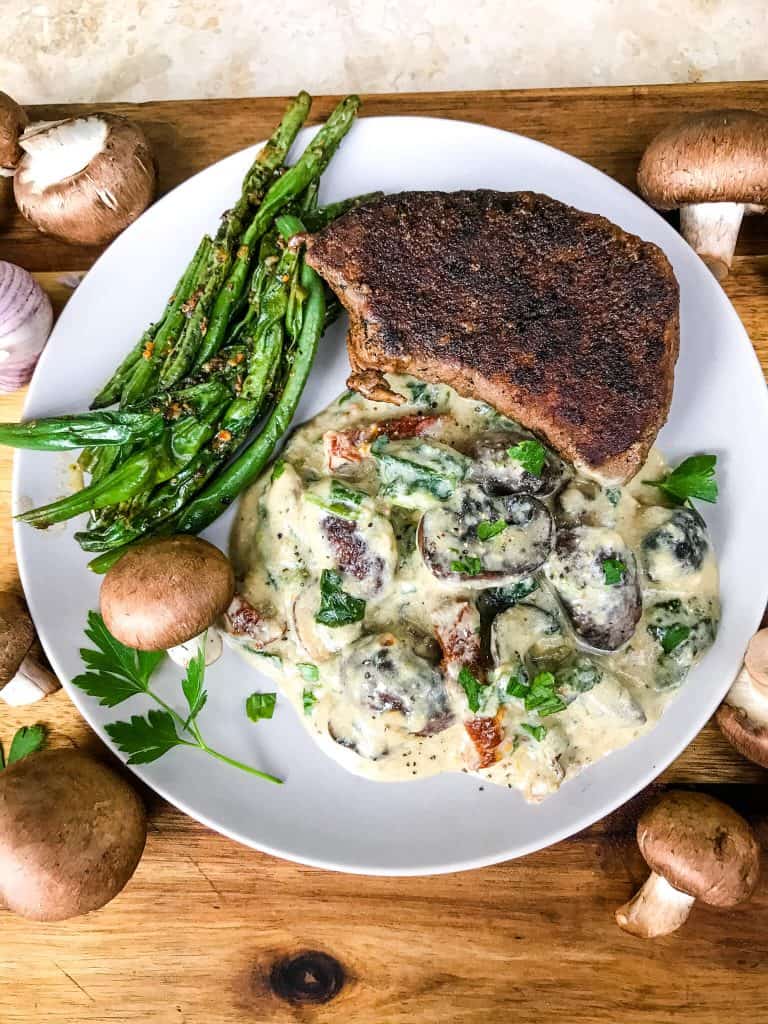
top-left (0, 651), bottom-right (60, 706)
top-left (167, 629), bottom-right (222, 669)
top-left (726, 666), bottom-right (768, 722)
top-left (615, 871), bottom-right (696, 938)
top-left (679, 202), bottom-right (744, 281)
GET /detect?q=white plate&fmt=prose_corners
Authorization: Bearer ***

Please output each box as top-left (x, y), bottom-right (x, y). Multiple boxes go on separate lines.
top-left (14, 116), bottom-right (768, 875)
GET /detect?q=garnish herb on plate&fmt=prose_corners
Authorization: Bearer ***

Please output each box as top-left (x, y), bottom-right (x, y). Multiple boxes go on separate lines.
top-left (507, 670), bottom-right (566, 717)
top-left (302, 689), bottom-right (318, 715)
top-left (645, 454), bottom-right (718, 505)
top-left (246, 692), bottom-right (277, 722)
top-left (458, 666), bottom-right (482, 713)
top-left (0, 724), bottom-right (47, 769)
top-left (477, 519), bottom-right (507, 541)
top-left (315, 569), bottom-right (366, 627)
top-left (450, 554), bottom-right (483, 576)
top-left (73, 612), bottom-right (281, 783)
top-left (653, 623), bottom-right (692, 654)
top-left (602, 557), bottom-right (627, 586)
top-left (507, 439), bottom-right (547, 477)
top-left (521, 723), bottom-right (547, 742)
top-left (297, 662), bottom-right (319, 682)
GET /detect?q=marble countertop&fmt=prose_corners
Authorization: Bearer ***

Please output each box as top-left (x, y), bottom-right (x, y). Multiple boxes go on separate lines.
top-left (2, 0), bottom-right (766, 105)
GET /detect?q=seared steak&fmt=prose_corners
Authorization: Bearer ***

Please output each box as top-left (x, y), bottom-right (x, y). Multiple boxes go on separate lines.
top-left (306, 190), bottom-right (679, 482)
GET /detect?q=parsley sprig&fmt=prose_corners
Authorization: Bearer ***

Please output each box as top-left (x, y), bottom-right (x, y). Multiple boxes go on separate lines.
top-left (477, 519), bottom-right (507, 541)
top-left (602, 558), bottom-right (626, 586)
top-left (645, 454), bottom-right (718, 505)
top-left (0, 724), bottom-right (47, 769)
top-left (73, 611), bottom-right (281, 784)
top-left (450, 554), bottom-right (484, 576)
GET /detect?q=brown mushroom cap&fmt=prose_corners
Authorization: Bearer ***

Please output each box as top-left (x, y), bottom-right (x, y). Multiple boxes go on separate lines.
top-left (638, 109), bottom-right (768, 210)
top-left (100, 535), bottom-right (235, 650)
top-left (13, 113), bottom-right (156, 246)
top-left (637, 790), bottom-right (760, 907)
top-left (0, 591), bottom-right (35, 685)
top-left (0, 92), bottom-right (28, 171)
top-left (744, 628), bottom-right (768, 692)
top-left (716, 703), bottom-right (768, 770)
top-left (0, 749), bottom-right (146, 920)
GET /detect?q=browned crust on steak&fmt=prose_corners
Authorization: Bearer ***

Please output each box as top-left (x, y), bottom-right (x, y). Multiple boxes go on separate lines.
top-left (306, 190), bottom-right (680, 482)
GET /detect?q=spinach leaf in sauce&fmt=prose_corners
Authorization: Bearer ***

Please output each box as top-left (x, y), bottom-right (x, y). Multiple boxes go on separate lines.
top-left (371, 437), bottom-right (469, 505)
top-left (315, 569), bottom-right (366, 628)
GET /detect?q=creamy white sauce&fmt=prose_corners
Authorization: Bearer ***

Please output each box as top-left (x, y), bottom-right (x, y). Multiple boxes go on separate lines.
top-left (230, 374), bottom-right (720, 802)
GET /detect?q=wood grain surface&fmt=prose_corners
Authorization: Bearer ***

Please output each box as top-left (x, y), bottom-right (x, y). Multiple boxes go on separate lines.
top-left (1, 81), bottom-right (768, 1024)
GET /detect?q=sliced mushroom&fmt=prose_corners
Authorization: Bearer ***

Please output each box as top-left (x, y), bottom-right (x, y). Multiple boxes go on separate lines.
top-left (469, 431), bottom-right (568, 498)
top-left (616, 791), bottom-right (760, 938)
top-left (555, 478), bottom-right (623, 528)
top-left (645, 597), bottom-right (719, 691)
top-left (327, 633), bottom-right (453, 758)
top-left (0, 92), bottom-right (28, 175)
top-left (291, 586), bottom-right (363, 663)
top-left (418, 484), bottom-right (554, 586)
top-left (318, 512), bottom-right (396, 599)
top-left (0, 591), bottom-right (60, 706)
top-left (544, 526), bottom-right (642, 651)
top-left (491, 603), bottom-right (564, 669)
top-left (640, 507), bottom-right (711, 584)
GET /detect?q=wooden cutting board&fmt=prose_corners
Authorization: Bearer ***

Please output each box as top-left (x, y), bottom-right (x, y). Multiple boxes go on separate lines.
top-left (1, 82), bottom-right (767, 1024)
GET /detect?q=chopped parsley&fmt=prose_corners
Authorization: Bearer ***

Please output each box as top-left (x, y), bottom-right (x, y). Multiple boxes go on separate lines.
top-left (450, 554), bottom-right (484, 576)
top-left (602, 558), bottom-right (627, 585)
top-left (458, 666), bottom-right (482, 713)
top-left (645, 454), bottom-right (718, 505)
top-left (523, 671), bottom-right (567, 717)
top-left (507, 439), bottom-right (547, 477)
top-left (302, 689), bottom-right (318, 715)
top-left (297, 662), bottom-right (319, 682)
top-left (521, 723), bottom-right (547, 742)
top-left (477, 519), bottom-right (508, 541)
top-left (315, 569), bottom-right (366, 627)
top-left (654, 623), bottom-right (692, 654)
top-left (506, 670), bottom-right (529, 699)
top-left (246, 692), bottom-right (276, 722)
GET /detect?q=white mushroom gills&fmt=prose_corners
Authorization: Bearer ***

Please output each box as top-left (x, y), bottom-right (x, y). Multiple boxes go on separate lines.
top-left (615, 872), bottom-right (696, 938)
top-left (18, 118), bottom-right (108, 193)
top-left (167, 629), bottom-right (223, 669)
top-left (725, 665), bottom-right (768, 726)
top-left (679, 202), bottom-right (746, 282)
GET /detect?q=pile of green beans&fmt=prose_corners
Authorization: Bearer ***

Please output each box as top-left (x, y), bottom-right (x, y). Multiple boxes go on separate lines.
top-left (0, 92), bottom-right (364, 570)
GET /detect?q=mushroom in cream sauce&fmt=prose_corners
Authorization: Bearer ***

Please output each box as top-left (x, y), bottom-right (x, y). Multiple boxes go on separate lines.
top-left (229, 374), bottom-right (720, 802)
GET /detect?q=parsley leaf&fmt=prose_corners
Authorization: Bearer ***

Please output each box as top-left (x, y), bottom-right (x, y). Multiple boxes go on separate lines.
top-left (246, 692), bottom-right (277, 722)
top-left (106, 710), bottom-right (185, 765)
top-left (602, 558), bottom-right (626, 586)
top-left (297, 662), bottom-right (319, 682)
top-left (645, 454), bottom-right (718, 505)
top-left (658, 623), bottom-right (691, 654)
top-left (450, 555), bottom-right (484, 576)
top-left (271, 458), bottom-right (286, 481)
top-left (315, 569), bottom-right (366, 627)
top-left (303, 688), bottom-right (318, 714)
top-left (181, 648), bottom-right (207, 725)
top-left (477, 519), bottom-right (508, 541)
top-left (458, 666), bottom-right (482, 713)
top-left (524, 671), bottom-right (567, 716)
top-left (506, 671), bottom-right (529, 699)
top-left (5, 725), bottom-right (47, 766)
top-left (507, 439), bottom-right (547, 477)
top-left (73, 610), bottom-right (165, 708)
top-left (521, 723), bottom-right (547, 742)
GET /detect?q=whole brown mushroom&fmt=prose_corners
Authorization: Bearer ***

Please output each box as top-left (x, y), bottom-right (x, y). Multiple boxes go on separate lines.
top-left (716, 628), bottom-right (768, 768)
top-left (14, 113), bottom-right (156, 246)
top-left (637, 109), bottom-right (768, 281)
top-left (0, 92), bottom-right (28, 174)
top-left (615, 790), bottom-right (760, 938)
top-left (0, 749), bottom-right (146, 920)
top-left (100, 535), bottom-right (235, 664)
top-left (0, 591), bottom-right (60, 706)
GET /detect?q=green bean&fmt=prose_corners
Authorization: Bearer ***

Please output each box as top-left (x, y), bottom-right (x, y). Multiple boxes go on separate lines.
top-left (0, 412), bottom-right (164, 451)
